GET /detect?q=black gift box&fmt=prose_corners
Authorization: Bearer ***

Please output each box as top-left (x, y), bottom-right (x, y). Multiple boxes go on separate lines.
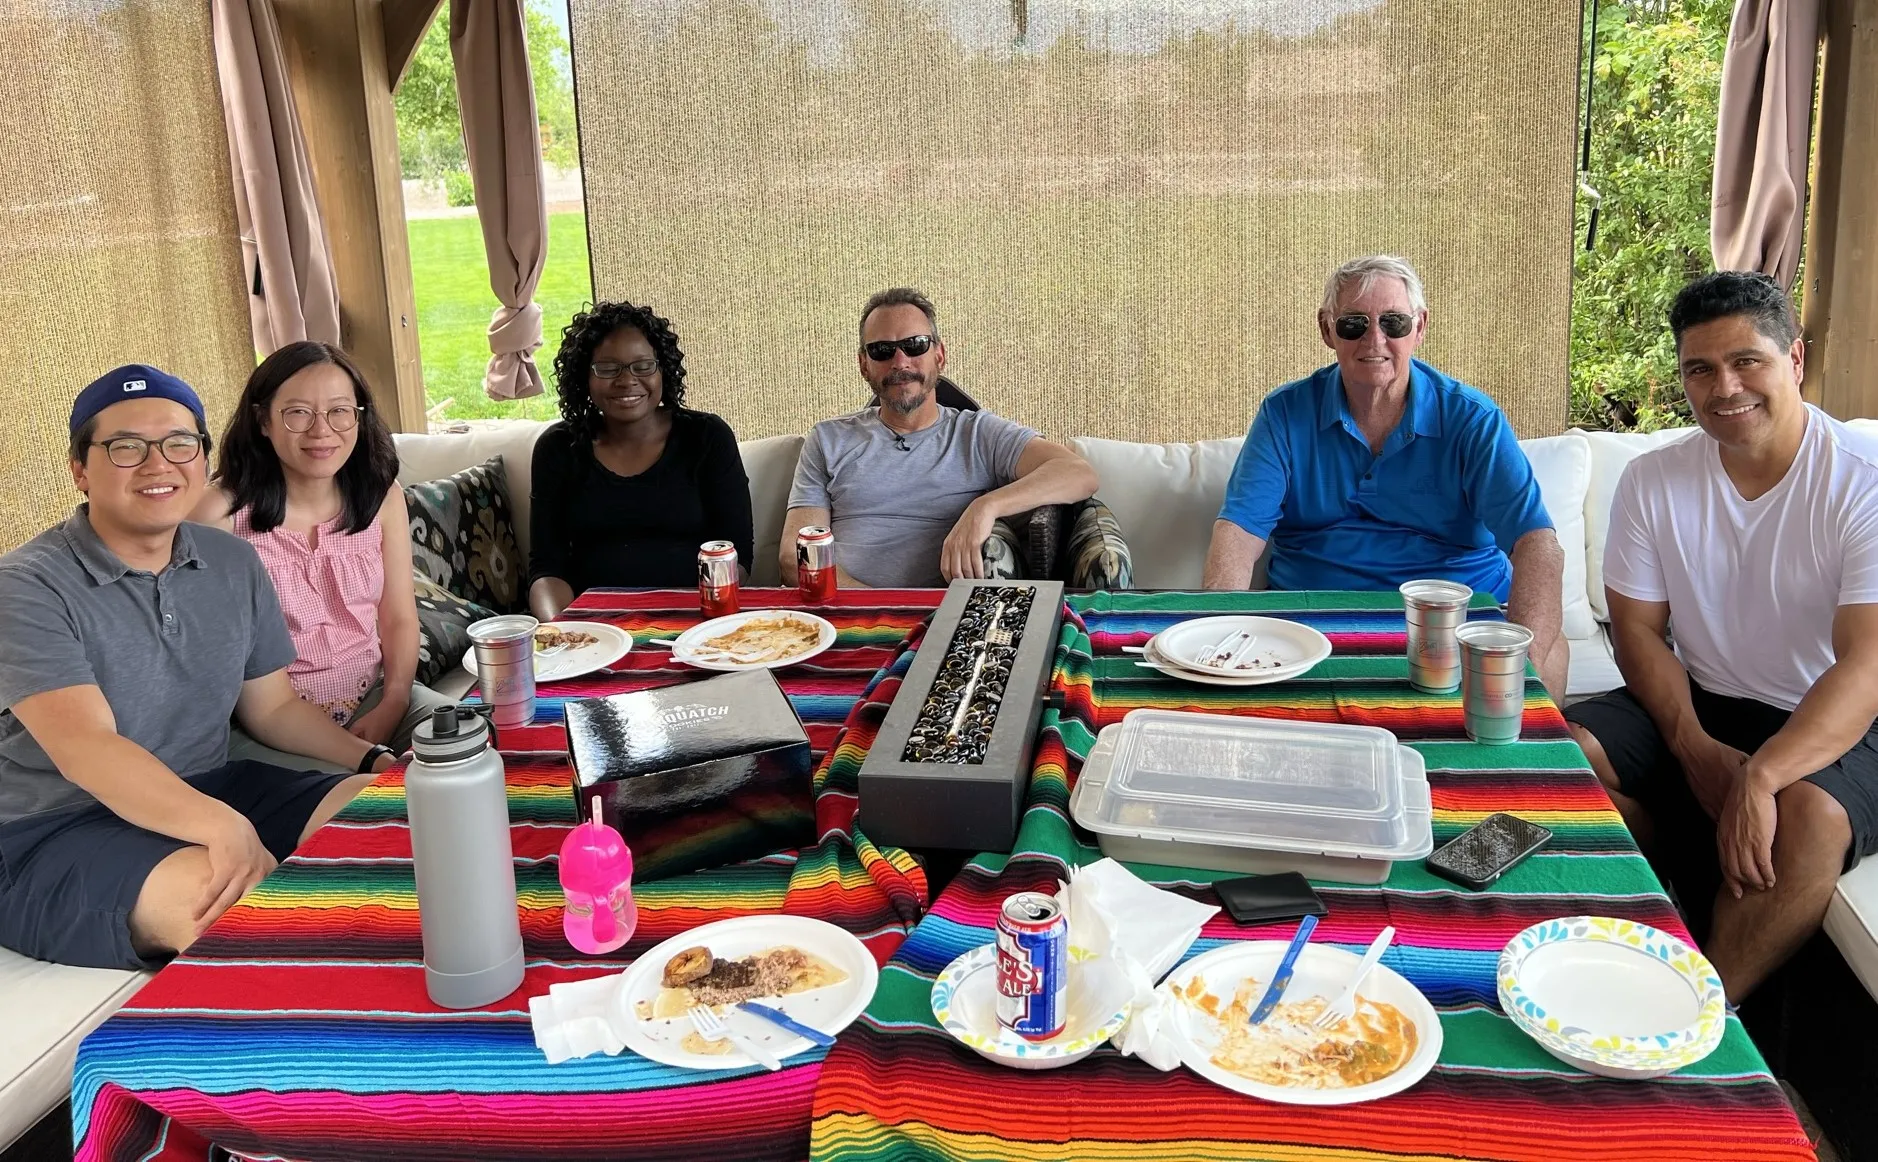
top-left (565, 669), bottom-right (815, 881)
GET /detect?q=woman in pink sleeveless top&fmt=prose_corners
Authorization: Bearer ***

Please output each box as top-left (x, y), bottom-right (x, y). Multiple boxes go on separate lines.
top-left (194, 342), bottom-right (446, 752)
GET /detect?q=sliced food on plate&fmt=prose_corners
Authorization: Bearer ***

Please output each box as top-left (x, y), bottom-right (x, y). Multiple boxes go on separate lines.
top-left (635, 943), bottom-right (849, 1053)
top-left (535, 625), bottom-right (601, 652)
top-left (1175, 974), bottom-right (1419, 1089)
top-left (699, 615), bottom-right (822, 663)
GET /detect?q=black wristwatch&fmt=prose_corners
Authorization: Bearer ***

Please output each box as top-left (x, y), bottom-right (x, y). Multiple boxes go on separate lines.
top-left (358, 744), bottom-right (395, 773)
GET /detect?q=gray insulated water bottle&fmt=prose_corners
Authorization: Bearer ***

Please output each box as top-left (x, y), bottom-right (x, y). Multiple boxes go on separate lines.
top-left (407, 705), bottom-right (526, 1009)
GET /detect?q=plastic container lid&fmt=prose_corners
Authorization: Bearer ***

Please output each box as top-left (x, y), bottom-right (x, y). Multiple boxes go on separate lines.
top-left (1076, 709), bottom-right (1413, 851)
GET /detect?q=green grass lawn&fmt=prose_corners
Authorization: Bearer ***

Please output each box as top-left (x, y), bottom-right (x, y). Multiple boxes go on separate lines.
top-left (407, 212), bottom-right (593, 423)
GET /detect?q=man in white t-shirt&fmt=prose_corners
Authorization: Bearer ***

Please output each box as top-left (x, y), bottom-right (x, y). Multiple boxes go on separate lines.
top-left (1565, 271), bottom-right (1878, 1003)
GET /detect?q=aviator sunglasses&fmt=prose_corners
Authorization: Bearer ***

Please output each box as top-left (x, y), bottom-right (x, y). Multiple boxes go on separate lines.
top-left (1333, 312), bottom-right (1417, 341)
top-left (862, 334), bottom-right (937, 362)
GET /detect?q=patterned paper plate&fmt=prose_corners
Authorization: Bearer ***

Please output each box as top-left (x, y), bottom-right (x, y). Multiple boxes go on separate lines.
top-left (1497, 916), bottom-right (1726, 1080)
top-left (930, 944), bottom-right (1132, 1070)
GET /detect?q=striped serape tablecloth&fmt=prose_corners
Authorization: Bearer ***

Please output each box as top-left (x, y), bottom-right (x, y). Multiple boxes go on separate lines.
top-left (810, 590), bottom-right (1819, 1162)
top-left (72, 588), bottom-right (944, 1162)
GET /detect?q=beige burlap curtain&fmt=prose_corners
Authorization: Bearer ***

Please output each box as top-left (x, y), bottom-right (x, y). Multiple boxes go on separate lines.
top-left (1711, 0), bottom-right (1820, 290)
top-left (451, 0), bottom-right (548, 401)
top-left (211, 0), bottom-right (341, 353)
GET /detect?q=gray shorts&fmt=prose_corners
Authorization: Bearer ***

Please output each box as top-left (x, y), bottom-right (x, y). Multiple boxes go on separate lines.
top-left (0, 760), bottom-right (350, 969)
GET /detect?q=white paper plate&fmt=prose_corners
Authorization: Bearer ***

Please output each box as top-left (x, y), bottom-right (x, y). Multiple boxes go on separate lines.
top-left (1150, 616), bottom-right (1332, 680)
top-left (1497, 916), bottom-right (1725, 1080)
top-left (615, 915), bottom-right (879, 1070)
top-left (671, 610), bottom-right (837, 671)
top-left (929, 944), bottom-right (1133, 1070)
top-left (1161, 940), bottom-right (1442, 1105)
top-left (1136, 635), bottom-right (1324, 687)
top-left (461, 621), bottom-right (632, 685)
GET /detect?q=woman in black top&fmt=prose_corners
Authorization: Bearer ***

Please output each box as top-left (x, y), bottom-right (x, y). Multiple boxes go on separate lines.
top-left (527, 301), bottom-right (753, 619)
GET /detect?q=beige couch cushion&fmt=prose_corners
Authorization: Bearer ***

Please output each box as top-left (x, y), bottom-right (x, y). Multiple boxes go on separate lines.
top-left (740, 434), bottom-right (803, 586)
top-left (1579, 426), bottom-right (1703, 621)
top-left (0, 950), bottom-right (146, 1149)
top-left (394, 421), bottom-right (549, 557)
top-left (1520, 432), bottom-right (1595, 639)
top-left (1069, 436), bottom-right (1246, 589)
top-left (1827, 857), bottom-right (1878, 1001)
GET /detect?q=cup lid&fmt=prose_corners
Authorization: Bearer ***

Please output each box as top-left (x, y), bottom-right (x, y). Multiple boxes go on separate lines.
top-left (1399, 579), bottom-right (1473, 608)
top-left (1455, 621), bottom-right (1535, 653)
top-left (468, 614), bottom-right (539, 645)
top-left (412, 704), bottom-right (492, 762)
top-left (560, 796), bottom-right (633, 888)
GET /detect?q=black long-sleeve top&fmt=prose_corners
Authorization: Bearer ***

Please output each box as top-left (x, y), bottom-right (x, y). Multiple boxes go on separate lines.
top-left (528, 410), bottom-right (754, 592)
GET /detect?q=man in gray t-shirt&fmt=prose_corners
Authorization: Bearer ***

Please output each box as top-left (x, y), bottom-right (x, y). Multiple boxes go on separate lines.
top-left (0, 365), bottom-right (398, 969)
top-left (781, 288), bottom-right (1098, 588)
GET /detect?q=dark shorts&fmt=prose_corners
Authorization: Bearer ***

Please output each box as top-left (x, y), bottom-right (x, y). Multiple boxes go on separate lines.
top-left (0, 760), bottom-right (351, 970)
top-left (1565, 683), bottom-right (1878, 875)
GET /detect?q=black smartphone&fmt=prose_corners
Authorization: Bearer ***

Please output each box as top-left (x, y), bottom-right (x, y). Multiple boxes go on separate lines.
top-left (1426, 813), bottom-right (1553, 890)
top-left (1212, 872), bottom-right (1329, 926)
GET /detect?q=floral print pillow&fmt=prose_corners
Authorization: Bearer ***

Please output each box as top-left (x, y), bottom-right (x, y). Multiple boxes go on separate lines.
top-left (403, 455), bottom-right (522, 614)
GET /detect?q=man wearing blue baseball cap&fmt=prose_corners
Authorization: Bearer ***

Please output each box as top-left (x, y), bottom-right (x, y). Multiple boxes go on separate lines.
top-left (0, 364), bottom-right (398, 969)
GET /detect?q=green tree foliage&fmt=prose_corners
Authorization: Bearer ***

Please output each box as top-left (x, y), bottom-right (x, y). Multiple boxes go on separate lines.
top-left (1570, 0), bottom-right (1733, 431)
top-left (394, 0), bottom-right (578, 185)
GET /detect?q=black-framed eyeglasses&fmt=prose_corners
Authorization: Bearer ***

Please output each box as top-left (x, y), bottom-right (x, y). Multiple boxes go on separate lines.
top-left (91, 433), bottom-right (205, 469)
top-left (862, 335), bottom-right (936, 362)
top-left (592, 358), bottom-right (659, 381)
top-left (1333, 312), bottom-right (1417, 342)
top-left (279, 404), bottom-right (364, 433)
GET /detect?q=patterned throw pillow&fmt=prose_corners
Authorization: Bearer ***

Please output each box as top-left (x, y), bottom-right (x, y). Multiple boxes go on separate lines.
top-left (1066, 497), bottom-right (1134, 589)
top-left (981, 520), bottom-right (1026, 580)
top-left (412, 575), bottom-right (496, 687)
top-left (404, 455), bottom-right (522, 613)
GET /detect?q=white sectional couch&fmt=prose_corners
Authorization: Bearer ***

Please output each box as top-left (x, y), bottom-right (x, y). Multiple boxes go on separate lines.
top-left (6, 415), bottom-right (1875, 1152)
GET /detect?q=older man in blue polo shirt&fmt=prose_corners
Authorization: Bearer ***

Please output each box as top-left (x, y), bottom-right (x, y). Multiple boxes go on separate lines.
top-left (1203, 255), bottom-right (1567, 701)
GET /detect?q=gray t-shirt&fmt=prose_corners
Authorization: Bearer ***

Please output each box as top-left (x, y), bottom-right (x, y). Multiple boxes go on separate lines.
top-left (0, 507), bottom-right (297, 824)
top-left (788, 406), bottom-right (1037, 587)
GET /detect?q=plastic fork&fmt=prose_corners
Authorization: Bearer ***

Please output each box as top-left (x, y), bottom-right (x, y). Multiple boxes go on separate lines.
top-left (1314, 926), bottom-right (1396, 1029)
top-left (687, 1005), bottom-right (783, 1071)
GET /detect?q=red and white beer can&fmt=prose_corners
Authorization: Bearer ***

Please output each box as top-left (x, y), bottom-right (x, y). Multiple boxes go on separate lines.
top-left (698, 541), bottom-right (740, 618)
top-left (796, 526), bottom-right (836, 603)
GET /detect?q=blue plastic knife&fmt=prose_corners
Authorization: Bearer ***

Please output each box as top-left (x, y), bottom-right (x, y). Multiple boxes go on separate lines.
top-left (737, 1002), bottom-right (837, 1047)
top-left (1248, 913), bottom-right (1320, 1025)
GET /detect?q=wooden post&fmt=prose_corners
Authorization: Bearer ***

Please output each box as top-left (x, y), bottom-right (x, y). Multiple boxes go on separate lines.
top-left (272, 0), bottom-right (428, 433)
top-left (1801, 0), bottom-right (1878, 419)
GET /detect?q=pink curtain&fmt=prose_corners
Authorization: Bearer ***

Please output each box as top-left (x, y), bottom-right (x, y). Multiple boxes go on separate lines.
top-left (450, 0), bottom-right (548, 401)
top-left (1711, 0), bottom-right (1821, 291)
top-left (211, 0), bottom-right (342, 353)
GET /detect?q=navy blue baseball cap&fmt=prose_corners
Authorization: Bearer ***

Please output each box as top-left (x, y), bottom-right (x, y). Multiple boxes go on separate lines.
top-left (70, 365), bottom-right (208, 436)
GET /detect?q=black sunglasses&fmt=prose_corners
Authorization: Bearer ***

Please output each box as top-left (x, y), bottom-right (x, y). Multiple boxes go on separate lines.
top-left (1333, 312), bottom-right (1417, 341)
top-left (863, 335), bottom-right (936, 362)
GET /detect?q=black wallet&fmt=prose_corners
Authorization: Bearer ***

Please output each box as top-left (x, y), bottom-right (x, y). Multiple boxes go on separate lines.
top-left (1213, 872), bottom-right (1329, 926)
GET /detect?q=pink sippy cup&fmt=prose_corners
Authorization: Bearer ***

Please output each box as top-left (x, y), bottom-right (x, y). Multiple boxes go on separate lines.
top-left (559, 794), bottom-right (636, 954)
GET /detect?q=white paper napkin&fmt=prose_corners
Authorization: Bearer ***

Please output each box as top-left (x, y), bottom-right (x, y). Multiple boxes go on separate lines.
top-left (1052, 858), bottom-right (1218, 1070)
top-left (529, 972), bottom-right (628, 1064)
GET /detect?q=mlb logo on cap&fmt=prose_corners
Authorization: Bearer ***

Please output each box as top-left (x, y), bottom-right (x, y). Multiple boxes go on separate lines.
top-left (69, 364), bottom-right (208, 437)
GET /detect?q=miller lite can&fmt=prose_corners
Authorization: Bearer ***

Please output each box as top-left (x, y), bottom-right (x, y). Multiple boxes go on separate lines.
top-left (698, 541), bottom-right (740, 617)
top-left (995, 891), bottom-right (1068, 1040)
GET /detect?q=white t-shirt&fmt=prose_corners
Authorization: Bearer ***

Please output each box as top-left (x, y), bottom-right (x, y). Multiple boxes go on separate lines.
top-left (1604, 406), bottom-right (1878, 711)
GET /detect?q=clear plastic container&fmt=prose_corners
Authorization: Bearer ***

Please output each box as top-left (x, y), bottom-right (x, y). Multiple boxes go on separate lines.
top-left (1070, 710), bottom-right (1433, 884)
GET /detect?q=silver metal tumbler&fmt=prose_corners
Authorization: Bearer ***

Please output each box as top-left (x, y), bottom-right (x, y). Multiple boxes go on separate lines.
top-left (1457, 621), bottom-right (1534, 745)
top-left (1399, 580), bottom-right (1472, 693)
top-left (468, 614), bottom-right (539, 729)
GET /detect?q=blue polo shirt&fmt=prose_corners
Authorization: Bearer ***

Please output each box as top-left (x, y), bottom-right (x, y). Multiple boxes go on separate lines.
top-left (1217, 359), bottom-right (1551, 601)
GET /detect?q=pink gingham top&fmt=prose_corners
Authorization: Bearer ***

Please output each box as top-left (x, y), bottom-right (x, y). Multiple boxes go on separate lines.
top-left (232, 506), bottom-right (385, 724)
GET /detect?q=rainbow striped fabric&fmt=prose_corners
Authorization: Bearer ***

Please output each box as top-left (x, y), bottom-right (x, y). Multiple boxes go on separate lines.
top-left (72, 588), bottom-right (943, 1162)
top-left (809, 591), bottom-right (1819, 1162)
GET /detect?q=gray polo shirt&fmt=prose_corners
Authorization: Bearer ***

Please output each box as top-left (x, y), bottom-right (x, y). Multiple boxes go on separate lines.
top-left (788, 406), bottom-right (1036, 587)
top-left (0, 506), bottom-right (296, 824)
